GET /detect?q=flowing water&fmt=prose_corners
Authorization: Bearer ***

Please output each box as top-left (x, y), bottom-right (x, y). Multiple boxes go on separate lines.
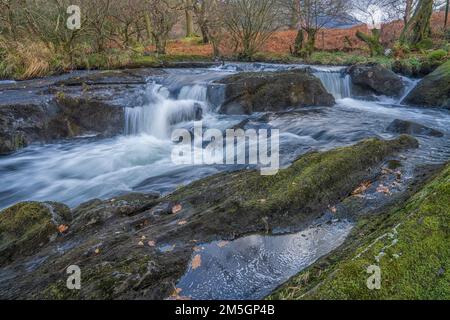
top-left (1, 63), bottom-right (450, 299)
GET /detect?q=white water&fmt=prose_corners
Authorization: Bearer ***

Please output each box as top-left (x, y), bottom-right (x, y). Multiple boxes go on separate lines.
top-left (1, 63), bottom-right (449, 210)
top-left (124, 83), bottom-right (206, 138)
top-left (314, 70), bottom-right (352, 99)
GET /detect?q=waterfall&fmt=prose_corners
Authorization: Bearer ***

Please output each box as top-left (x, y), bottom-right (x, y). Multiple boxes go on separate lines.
top-left (125, 83), bottom-right (206, 139)
top-left (314, 71), bottom-right (352, 99)
top-left (178, 84), bottom-right (207, 101)
top-left (399, 77), bottom-right (420, 105)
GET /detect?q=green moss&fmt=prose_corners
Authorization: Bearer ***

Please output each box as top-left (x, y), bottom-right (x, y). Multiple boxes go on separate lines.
top-left (271, 161), bottom-right (450, 300)
top-left (42, 254), bottom-right (151, 300)
top-left (0, 202), bottom-right (58, 265)
top-left (427, 49), bottom-right (448, 62)
top-left (170, 136), bottom-right (418, 235)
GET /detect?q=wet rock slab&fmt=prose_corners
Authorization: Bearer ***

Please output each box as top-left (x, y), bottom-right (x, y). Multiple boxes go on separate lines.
top-left (387, 119), bottom-right (444, 137)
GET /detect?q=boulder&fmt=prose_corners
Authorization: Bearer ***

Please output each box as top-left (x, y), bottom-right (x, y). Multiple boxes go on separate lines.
top-left (0, 95), bottom-right (125, 155)
top-left (387, 119), bottom-right (444, 137)
top-left (0, 202), bottom-right (71, 266)
top-left (347, 63), bottom-right (405, 97)
top-left (403, 60), bottom-right (450, 109)
top-left (0, 103), bottom-right (48, 154)
top-left (216, 70), bottom-right (335, 115)
top-left (0, 69), bottom-right (166, 155)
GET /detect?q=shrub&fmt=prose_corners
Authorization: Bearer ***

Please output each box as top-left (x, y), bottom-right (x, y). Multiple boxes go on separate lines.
top-left (427, 49), bottom-right (448, 61)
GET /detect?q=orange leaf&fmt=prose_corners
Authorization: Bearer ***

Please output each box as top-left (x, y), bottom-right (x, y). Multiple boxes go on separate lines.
top-left (172, 204), bottom-right (183, 214)
top-left (352, 181), bottom-right (372, 195)
top-left (191, 254), bottom-right (202, 270)
top-left (58, 224), bottom-right (69, 234)
top-left (217, 241), bottom-right (229, 248)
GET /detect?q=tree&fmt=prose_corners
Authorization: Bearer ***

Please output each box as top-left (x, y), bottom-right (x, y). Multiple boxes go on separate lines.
top-left (184, 0), bottom-right (195, 37)
top-left (352, 0), bottom-right (387, 56)
top-left (146, 0), bottom-right (178, 54)
top-left (356, 29), bottom-right (384, 56)
top-left (400, 0), bottom-right (434, 46)
top-left (292, 0), bottom-right (349, 57)
top-left (190, 0), bottom-right (211, 43)
top-left (224, 0), bottom-right (281, 60)
top-left (445, 0), bottom-right (449, 28)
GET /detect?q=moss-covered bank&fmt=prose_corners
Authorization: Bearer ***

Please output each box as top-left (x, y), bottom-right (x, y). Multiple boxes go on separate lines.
top-left (270, 162), bottom-right (450, 300)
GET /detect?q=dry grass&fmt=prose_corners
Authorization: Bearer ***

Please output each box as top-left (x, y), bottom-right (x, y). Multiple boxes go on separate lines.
top-left (0, 39), bottom-right (64, 79)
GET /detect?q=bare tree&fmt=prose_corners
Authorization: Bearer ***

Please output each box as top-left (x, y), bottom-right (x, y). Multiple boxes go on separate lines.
top-left (292, 0), bottom-right (349, 57)
top-left (145, 0), bottom-right (179, 54)
top-left (224, 0), bottom-right (281, 59)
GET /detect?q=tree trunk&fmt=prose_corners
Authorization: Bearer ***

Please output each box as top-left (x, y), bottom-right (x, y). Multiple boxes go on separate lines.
top-left (356, 29), bottom-right (384, 57)
top-left (445, 0), bottom-right (449, 29)
top-left (404, 0), bottom-right (413, 24)
top-left (400, 0), bottom-right (434, 46)
top-left (153, 35), bottom-right (166, 54)
top-left (292, 29), bottom-right (304, 56)
top-left (305, 28), bottom-right (317, 57)
top-left (144, 12), bottom-right (152, 42)
top-left (199, 23), bottom-right (209, 44)
top-left (185, 0), bottom-right (194, 37)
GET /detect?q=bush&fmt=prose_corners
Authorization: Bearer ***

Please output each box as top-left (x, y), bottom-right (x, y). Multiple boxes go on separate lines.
top-left (415, 38), bottom-right (434, 51)
top-left (427, 49), bottom-right (448, 62)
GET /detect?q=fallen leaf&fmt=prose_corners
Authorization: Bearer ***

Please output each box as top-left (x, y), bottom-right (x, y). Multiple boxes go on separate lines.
top-left (58, 224), bottom-right (69, 234)
top-left (376, 184), bottom-right (391, 195)
top-left (172, 204), bottom-right (183, 214)
top-left (177, 220), bottom-right (187, 226)
top-left (352, 181), bottom-right (372, 195)
top-left (171, 288), bottom-right (182, 297)
top-left (191, 254), bottom-right (202, 270)
top-left (147, 240), bottom-right (156, 247)
top-left (217, 241), bottom-right (229, 248)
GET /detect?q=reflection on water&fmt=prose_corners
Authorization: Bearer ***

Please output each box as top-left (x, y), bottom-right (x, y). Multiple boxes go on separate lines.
top-left (176, 220), bottom-right (353, 300)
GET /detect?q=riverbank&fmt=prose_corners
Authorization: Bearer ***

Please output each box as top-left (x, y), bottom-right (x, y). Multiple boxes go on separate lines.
top-left (270, 161), bottom-right (450, 300)
top-left (1, 38), bottom-right (448, 80)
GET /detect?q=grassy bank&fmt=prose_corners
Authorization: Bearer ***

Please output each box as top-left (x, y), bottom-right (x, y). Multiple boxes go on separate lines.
top-left (270, 162), bottom-right (450, 300)
top-left (1, 36), bottom-right (448, 80)
top-left (0, 39), bottom-right (211, 80)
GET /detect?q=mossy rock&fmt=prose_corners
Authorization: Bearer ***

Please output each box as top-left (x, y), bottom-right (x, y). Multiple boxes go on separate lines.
top-left (167, 135), bottom-right (419, 239)
top-left (270, 161), bottom-right (450, 300)
top-left (0, 202), bottom-right (71, 266)
top-left (404, 60), bottom-right (450, 109)
top-left (216, 70), bottom-right (335, 115)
